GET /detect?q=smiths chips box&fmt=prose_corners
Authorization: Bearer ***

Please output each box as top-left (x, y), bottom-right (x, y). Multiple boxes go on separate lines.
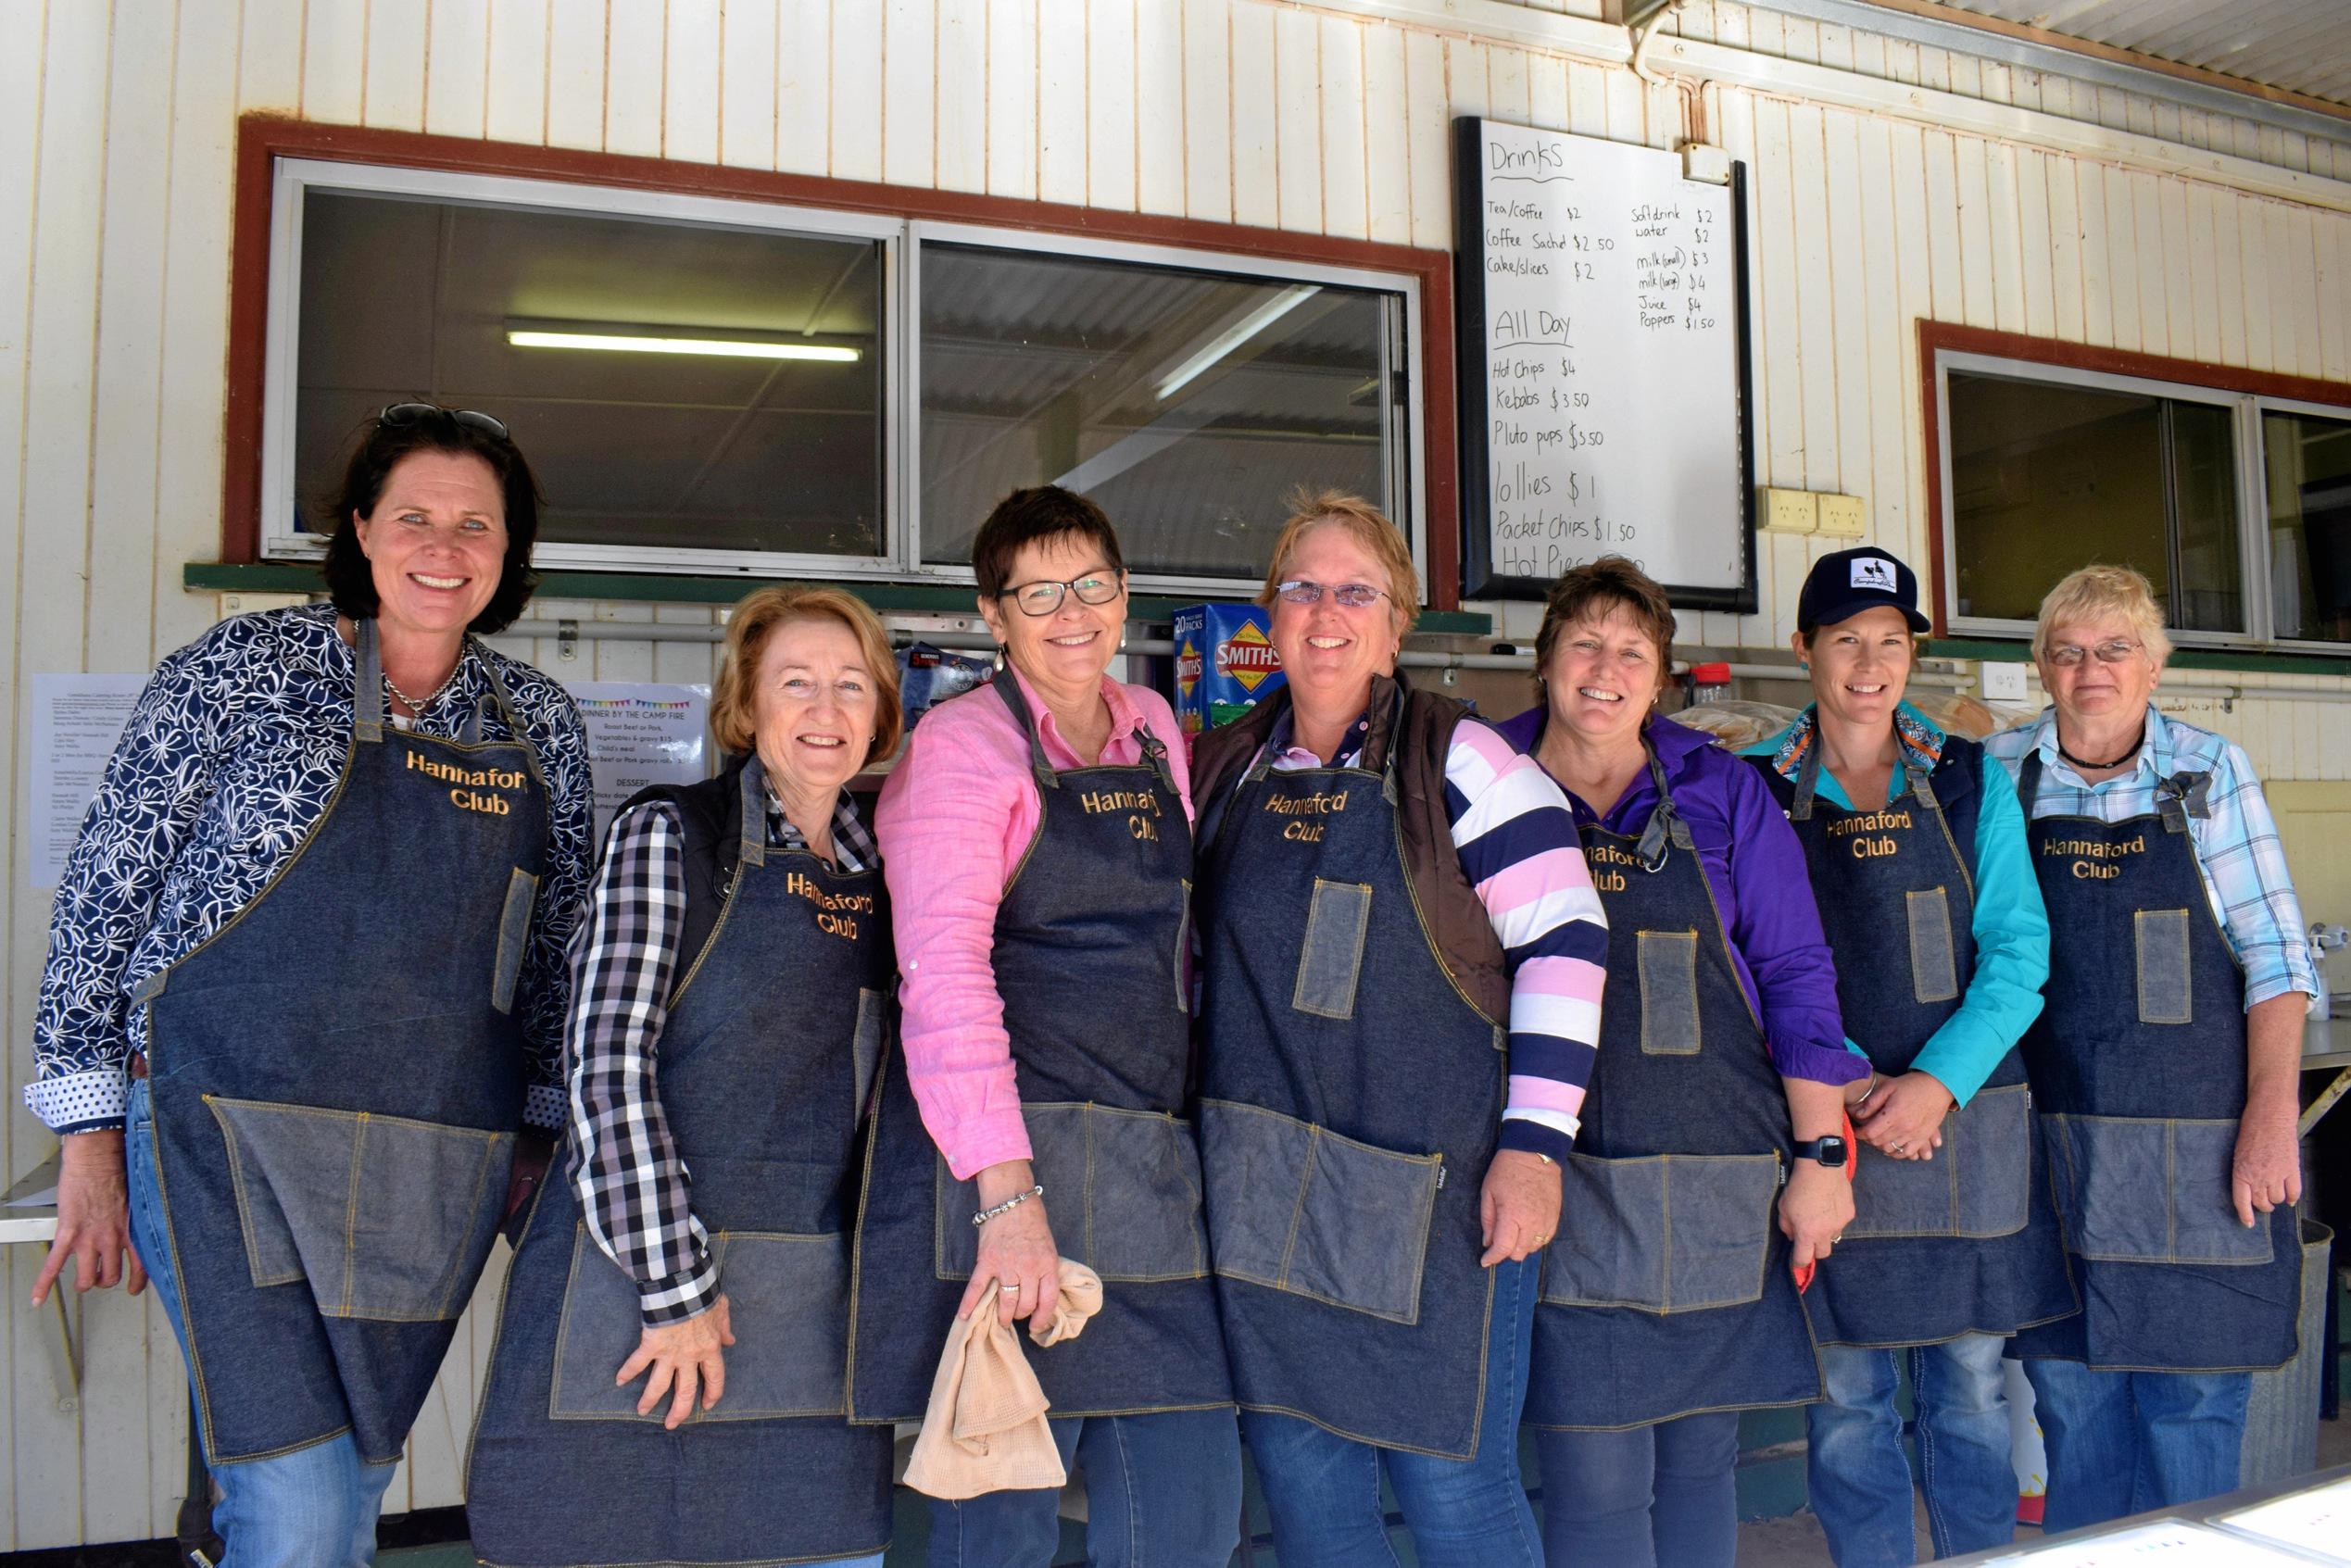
top-left (1173, 604), bottom-right (1285, 733)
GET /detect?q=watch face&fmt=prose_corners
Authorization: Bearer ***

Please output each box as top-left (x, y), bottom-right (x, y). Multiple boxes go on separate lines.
top-left (1817, 1135), bottom-right (1848, 1166)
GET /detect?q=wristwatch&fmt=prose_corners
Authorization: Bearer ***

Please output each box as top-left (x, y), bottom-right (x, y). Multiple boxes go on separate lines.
top-left (1791, 1135), bottom-right (1849, 1169)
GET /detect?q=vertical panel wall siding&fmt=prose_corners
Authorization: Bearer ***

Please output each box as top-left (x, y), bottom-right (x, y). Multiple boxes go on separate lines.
top-left (2, 0), bottom-right (2347, 1546)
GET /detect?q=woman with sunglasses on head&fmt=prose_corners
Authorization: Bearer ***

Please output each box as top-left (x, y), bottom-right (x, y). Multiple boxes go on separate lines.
top-left (25, 405), bottom-right (592, 1567)
top-left (1741, 547), bottom-right (2067, 1568)
top-left (1985, 565), bottom-right (2315, 1531)
top-left (1188, 492), bottom-right (1602, 1566)
top-left (849, 486), bottom-right (1237, 1568)
top-left (1507, 557), bottom-right (1859, 1568)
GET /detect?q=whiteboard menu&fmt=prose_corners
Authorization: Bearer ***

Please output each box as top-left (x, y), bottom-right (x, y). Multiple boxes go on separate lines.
top-left (1454, 118), bottom-right (1754, 605)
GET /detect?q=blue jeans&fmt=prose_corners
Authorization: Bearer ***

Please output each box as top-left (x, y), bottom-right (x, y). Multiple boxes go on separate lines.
top-left (125, 1079), bottom-right (401, 1568)
top-left (1807, 1335), bottom-right (2017, 1567)
top-left (2021, 1359), bottom-right (2253, 1532)
top-left (1241, 1257), bottom-right (1542, 1568)
top-left (925, 1406), bottom-right (1240, 1568)
top-left (1535, 1410), bottom-right (1740, 1568)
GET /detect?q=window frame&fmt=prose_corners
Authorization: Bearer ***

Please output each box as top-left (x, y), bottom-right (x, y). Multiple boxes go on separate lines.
top-left (236, 119), bottom-right (1440, 602)
top-left (1924, 322), bottom-right (2351, 652)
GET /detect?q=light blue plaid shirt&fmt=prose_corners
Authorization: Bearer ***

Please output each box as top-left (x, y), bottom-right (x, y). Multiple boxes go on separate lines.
top-left (1984, 706), bottom-right (2317, 1009)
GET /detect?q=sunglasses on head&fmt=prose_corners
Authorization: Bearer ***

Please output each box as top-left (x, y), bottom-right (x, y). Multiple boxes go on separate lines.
top-left (379, 402), bottom-right (511, 443)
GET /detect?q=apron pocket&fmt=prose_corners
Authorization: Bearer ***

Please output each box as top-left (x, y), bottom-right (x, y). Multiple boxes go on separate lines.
top-left (851, 987), bottom-right (887, 1121)
top-left (1846, 1084), bottom-right (2030, 1239)
top-left (2043, 1113), bottom-right (2275, 1266)
top-left (1293, 880), bottom-right (1373, 1020)
top-left (550, 1223), bottom-right (850, 1421)
top-left (1905, 887), bottom-right (1961, 1004)
top-left (207, 1097), bottom-right (514, 1320)
top-left (1637, 931), bottom-right (1703, 1056)
top-left (491, 868), bottom-right (539, 1015)
top-left (1541, 1152), bottom-right (1779, 1313)
top-left (934, 1102), bottom-right (1209, 1283)
top-left (1199, 1098), bottom-right (1442, 1324)
top-left (2134, 909), bottom-right (2194, 1024)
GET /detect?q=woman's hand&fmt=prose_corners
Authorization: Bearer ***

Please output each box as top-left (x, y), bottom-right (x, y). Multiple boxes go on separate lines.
top-left (31, 1132), bottom-right (146, 1307)
top-left (1479, 1148), bottom-right (1564, 1267)
top-left (617, 1294), bottom-right (735, 1429)
top-left (1779, 1161), bottom-right (1854, 1272)
top-left (1852, 1071), bottom-right (1953, 1161)
top-left (963, 1160), bottom-right (1060, 1333)
top-left (2231, 1103), bottom-right (2303, 1227)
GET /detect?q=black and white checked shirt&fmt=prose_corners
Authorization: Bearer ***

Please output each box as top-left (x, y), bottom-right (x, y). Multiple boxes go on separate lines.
top-left (566, 786), bottom-right (877, 1324)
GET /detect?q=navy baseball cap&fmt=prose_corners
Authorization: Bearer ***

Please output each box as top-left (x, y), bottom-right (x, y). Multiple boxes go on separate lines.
top-left (1797, 546), bottom-right (1930, 633)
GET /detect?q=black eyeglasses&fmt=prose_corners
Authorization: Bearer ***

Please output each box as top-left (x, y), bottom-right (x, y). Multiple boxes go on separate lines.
top-left (998, 572), bottom-right (1124, 617)
top-left (379, 402), bottom-right (512, 443)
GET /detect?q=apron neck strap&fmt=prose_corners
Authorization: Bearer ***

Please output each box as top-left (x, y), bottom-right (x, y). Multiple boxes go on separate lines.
top-left (353, 617), bottom-right (386, 743)
top-left (1793, 727), bottom-right (1935, 819)
top-left (1134, 721), bottom-right (1179, 797)
top-left (2157, 770), bottom-right (2210, 834)
top-left (1791, 734), bottom-right (1823, 822)
top-left (1907, 761), bottom-right (1940, 811)
top-left (1631, 744), bottom-right (1691, 870)
top-left (735, 754), bottom-right (772, 869)
top-left (991, 671), bottom-right (1059, 790)
top-left (2019, 750), bottom-right (2043, 811)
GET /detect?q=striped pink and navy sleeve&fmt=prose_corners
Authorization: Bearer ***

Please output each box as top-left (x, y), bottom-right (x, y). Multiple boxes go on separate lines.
top-left (1443, 718), bottom-right (1608, 1162)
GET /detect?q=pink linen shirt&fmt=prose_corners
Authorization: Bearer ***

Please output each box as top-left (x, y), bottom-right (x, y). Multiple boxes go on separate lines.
top-left (875, 669), bottom-right (1195, 1180)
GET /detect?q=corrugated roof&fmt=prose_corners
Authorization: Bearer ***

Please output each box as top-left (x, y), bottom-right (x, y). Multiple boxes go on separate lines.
top-left (1923, 0), bottom-right (2351, 107)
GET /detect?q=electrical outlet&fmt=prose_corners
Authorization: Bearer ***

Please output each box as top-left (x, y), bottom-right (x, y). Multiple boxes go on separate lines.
top-left (1980, 661), bottom-right (2029, 703)
top-left (1682, 143), bottom-right (1733, 185)
top-left (1761, 488), bottom-right (1817, 535)
top-left (1816, 494), bottom-right (1867, 539)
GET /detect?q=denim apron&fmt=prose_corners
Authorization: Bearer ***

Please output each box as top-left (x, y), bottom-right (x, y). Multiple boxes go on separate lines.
top-left (2008, 754), bottom-right (2302, 1372)
top-left (468, 758), bottom-right (895, 1566)
top-left (136, 618), bottom-right (546, 1464)
top-left (1768, 739), bottom-right (2075, 1348)
top-left (1192, 696), bottom-right (1505, 1459)
top-left (1525, 750), bottom-right (1819, 1431)
top-left (848, 677), bottom-right (1230, 1422)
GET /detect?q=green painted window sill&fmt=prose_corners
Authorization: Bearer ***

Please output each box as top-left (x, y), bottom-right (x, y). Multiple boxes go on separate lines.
top-left (182, 563), bottom-right (1495, 636)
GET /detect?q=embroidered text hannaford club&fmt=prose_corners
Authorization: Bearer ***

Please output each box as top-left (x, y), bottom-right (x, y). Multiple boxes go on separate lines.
top-left (1264, 790), bottom-right (1350, 815)
top-left (406, 747), bottom-right (525, 815)
top-left (1079, 786), bottom-right (1167, 843)
top-left (786, 871), bottom-right (874, 938)
top-left (2042, 833), bottom-right (2147, 881)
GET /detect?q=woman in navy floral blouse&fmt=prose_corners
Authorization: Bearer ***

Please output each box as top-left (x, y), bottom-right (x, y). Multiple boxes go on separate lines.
top-left (26, 406), bottom-right (591, 1566)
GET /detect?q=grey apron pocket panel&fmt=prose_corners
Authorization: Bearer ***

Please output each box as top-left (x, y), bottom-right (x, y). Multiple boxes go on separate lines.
top-left (207, 1097), bottom-right (513, 1320)
top-left (1541, 1152), bottom-right (1779, 1313)
top-left (935, 1102), bottom-right (1208, 1283)
top-left (1905, 887), bottom-right (1961, 1004)
top-left (2043, 1113), bottom-right (2275, 1266)
top-left (1199, 1098), bottom-right (1441, 1325)
top-left (1846, 1084), bottom-right (2030, 1239)
top-left (491, 868), bottom-right (539, 1015)
top-left (550, 1224), bottom-right (850, 1421)
top-left (2134, 909), bottom-right (2194, 1024)
top-left (851, 988), bottom-right (886, 1122)
top-left (1293, 880), bottom-right (1373, 1020)
top-left (1637, 931), bottom-right (1703, 1056)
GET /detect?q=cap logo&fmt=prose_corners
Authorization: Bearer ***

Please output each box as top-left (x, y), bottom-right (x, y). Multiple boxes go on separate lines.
top-left (1851, 557), bottom-right (1896, 592)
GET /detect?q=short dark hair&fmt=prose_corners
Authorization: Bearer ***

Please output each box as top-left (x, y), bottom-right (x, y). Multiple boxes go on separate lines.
top-left (970, 486), bottom-right (1125, 599)
top-left (1534, 555), bottom-right (1677, 686)
top-left (319, 411), bottom-right (544, 634)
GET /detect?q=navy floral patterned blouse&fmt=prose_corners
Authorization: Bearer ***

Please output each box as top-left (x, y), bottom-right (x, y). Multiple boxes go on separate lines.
top-left (26, 603), bottom-right (594, 1134)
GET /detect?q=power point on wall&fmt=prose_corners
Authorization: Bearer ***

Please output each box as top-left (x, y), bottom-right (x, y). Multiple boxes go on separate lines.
top-left (1816, 495), bottom-right (1867, 539)
top-left (1682, 144), bottom-right (1732, 185)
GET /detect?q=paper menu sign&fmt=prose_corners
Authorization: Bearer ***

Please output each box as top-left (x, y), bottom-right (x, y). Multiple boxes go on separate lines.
top-left (2218, 1478), bottom-right (2351, 1562)
top-left (566, 683), bottom-right (710, 836)
top-left (1978, 1521), bottom-right (2323, 1565)
top-left (28, 672), bottom-right (151, 888)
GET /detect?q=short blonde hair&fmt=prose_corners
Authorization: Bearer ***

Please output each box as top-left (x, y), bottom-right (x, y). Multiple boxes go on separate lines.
top-left (2030, 564), bottom-right (2172, 669)
top-left (1256, 489), bottom-right (1419, 639)
top-left (710, 585), bottom-right (903, 762)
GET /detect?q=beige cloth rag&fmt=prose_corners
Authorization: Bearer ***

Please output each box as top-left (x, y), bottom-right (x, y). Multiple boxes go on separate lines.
top-left (901, 1261), bottom-right (1105, 1500)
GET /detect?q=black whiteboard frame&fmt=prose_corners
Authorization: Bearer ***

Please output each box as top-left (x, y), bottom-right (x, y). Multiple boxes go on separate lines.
top-left (1452, 116), bottom-right (1758, 611)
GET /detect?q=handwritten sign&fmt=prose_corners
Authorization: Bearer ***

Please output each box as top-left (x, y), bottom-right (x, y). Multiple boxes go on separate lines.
top-left (1455, 118), bottom-right (1753, 605)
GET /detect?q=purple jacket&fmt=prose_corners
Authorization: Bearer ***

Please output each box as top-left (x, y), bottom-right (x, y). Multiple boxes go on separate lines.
top-left (1495, 707), bottom-right (1861, 1086)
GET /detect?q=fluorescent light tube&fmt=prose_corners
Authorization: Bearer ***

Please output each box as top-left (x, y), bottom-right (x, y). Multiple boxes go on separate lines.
top-left (1154, 286), bottom-right (1319, 401)
top-left (507, 330), bottom-right (860, 362)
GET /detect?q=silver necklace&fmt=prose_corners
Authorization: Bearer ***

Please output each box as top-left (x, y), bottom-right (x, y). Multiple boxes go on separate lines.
top-left (383, 661), bottom-right (460, 715)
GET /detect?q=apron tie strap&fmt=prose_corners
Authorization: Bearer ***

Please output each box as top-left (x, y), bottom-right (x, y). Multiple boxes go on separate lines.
top-left (1634, 744), bottom-right (1689, 870)
top-left (2157, 771), bottom-right (2210, 834)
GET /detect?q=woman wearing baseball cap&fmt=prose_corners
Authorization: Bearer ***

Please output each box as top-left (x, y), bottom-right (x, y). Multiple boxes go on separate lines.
top-left (1740, 546), bottom-right (2069, 1568)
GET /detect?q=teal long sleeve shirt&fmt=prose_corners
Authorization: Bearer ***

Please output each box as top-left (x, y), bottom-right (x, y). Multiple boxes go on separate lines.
top-left (1743, 710), bottom-right (2051, 1106)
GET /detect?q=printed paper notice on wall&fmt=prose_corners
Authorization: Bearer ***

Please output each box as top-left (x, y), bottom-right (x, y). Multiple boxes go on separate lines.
top-left (566, 683), bottom-right (711, 836)
top-left (28, 672), bottom-right (152, 888)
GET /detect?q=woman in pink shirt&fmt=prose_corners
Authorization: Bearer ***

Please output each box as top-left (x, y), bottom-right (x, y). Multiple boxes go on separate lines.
top-left (848, 487), bottom-right (1238, 1568)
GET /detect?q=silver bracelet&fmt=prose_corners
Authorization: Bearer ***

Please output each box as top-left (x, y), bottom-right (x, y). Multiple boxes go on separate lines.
top-left (973, 1184), bottom-right (1045, 1228)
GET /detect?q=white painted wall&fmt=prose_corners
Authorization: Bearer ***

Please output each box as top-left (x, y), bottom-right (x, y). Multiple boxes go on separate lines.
top-left (3, 0), bottom-right (2348, 1546)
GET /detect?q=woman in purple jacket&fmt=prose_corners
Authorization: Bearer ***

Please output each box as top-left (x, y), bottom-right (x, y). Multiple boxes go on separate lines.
top-left (1502, 557), bottom-right (1869, 1568)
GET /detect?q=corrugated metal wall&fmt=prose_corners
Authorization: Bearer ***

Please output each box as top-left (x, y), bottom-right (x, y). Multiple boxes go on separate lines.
top-left (2, 0), bottom-right (2347, 1546)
